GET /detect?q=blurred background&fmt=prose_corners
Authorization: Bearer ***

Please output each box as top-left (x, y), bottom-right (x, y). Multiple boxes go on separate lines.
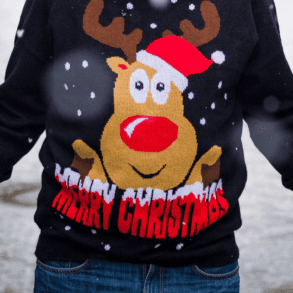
top-left (0, 0), bottom-right (293, 292)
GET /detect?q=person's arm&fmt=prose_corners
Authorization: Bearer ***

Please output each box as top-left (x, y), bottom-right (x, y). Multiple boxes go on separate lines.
top-left (0, 0), bottom-right (52, 182)
top-left (236, 0), bottom-right (293, 190)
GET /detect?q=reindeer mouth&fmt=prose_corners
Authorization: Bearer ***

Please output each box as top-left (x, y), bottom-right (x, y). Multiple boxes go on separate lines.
top-left (130, 164), bottom-right (166, 179)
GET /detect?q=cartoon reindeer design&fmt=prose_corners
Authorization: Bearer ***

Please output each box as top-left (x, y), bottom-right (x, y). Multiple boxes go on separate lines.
top-left (71, 0), bottom-right (222, 192)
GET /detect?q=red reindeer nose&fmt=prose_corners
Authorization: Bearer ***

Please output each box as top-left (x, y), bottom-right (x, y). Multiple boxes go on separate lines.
top-left (120, 115), bottom-right (178, 152)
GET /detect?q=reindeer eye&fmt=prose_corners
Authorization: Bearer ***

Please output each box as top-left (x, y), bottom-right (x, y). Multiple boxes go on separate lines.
top-left (151, 73), bottom-right (171, 105)
top-left (130, 69), bottom-right (150, 104)
top-left (156, 82), bottom-right (165, 92)
top-left (135, 81), bottom-right (144, 90)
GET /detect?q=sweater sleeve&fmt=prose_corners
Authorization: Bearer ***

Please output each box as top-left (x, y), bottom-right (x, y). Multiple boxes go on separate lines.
top-left (0, 0), bottom-right (52, 182)
top-left (236, 0), bottom-right (293, 190)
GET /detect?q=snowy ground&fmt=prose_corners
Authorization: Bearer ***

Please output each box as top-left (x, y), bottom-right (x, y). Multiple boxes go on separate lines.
top-left (0, 0), bottom-right (293, 292)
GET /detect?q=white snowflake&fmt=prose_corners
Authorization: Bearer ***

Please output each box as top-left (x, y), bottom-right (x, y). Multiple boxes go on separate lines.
top-left (182, 222), bottom-right (186, 225)
top-left (224, 93), bottom-right (228, 100)
top-left (90, 92), bottom-right (96, 99)
top-left (188, 92), bottom-right (194, 100)
top-left (65, 62), bottom-right (71, 71)
top-left (200, 118), bottom-right (206, 125)
top-left (189, 4), bottom-right (195, 10)
top-left (126, 2), bottom-right (133, 9)
top-left (60, 214), bottom-right (64, 219)
top-left (50, 226), bottom-right (52, 229)
top-left (150, 23), bottom-right (157, 29)
top-left (211, 51), bottom-right (225, 64)
top-left (171, 0), bottom-right (177, 3)
top-left (77, 109), bottom-right (82, 116)
top-left (121, 10), bottom-right (127, 16)
top-left (104, 244), bottom-right (111, 251)
top-left (64, 84), bottom-right (69, 90)
top-left (91, 229), bottom-right (97, 234)
top-left (211, 102), bottom-right (215, 109)
top-left (28, 138), bottom-right (33, 143)
top-left (236, 147), bottom-right (238, 150)
top-left (155, 244), bottom-right (161, 249)
top-left (65, 226), bottom-right (71, 231)
top-left (232, 122), bottom-right (235, 125)
top-left (176, 243), bottom-right (184, 250)
top-left (73, 85), bottom-right (75, 88)
top-left (17, 29), bottom-right (25, 38)
top-left (218, 81), bottom-right (222, 89)
top-left (82, 60), bottom-right (89, 68)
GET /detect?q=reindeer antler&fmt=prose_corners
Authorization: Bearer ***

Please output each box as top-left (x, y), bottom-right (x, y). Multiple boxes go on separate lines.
top-left (83, 0), bottom-right (143, 63)
top-left (163, 0), bottom-right (220, 47)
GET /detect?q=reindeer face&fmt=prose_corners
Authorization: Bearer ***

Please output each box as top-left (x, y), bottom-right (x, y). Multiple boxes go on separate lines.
top-left (100, 57), bottom-right (197, 190)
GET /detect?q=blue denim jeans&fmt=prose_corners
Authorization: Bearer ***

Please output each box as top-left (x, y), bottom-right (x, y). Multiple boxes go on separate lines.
top-left (34, 258), bottom-right (239, 293)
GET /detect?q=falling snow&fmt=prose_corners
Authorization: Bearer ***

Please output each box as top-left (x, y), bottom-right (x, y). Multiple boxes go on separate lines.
top-left (28, 138), bottom-right (33, 143)
top-left (64, 84), bottom-right (69, 90)
top-left (236, 147), bottom-right (238, 150)
top-left (211, 102), bottom-right (215, 109)
top-left (91, 229), bottom-right (97, 234)
top-left (218, 81), bottom-right (222, 89)
top-left (171, 0), bottom-right (177, 3)
top-left (77, 109), bottom-right (82, 116)
top-left (17, 29), bottom-right (25, 38)
top-left (65, 62), bottom-right (70, 71)
top-left (121, 10), bottom-right (127, 16)
top-left (126, 2), bottom-right (133, 9)
top-left (189, 4), bottom-right (196, 10)
top-left (82, 60), bottom-right (89, 68)
top-left (65, 226), bottom-right (71, 231)
top-left (90, 92), bottom-right (96, 99)
top-left (176, 243), bottom-right (184, 250)
top-left (104, 244), bottom-right (111, 251)
top-left (155, 244), bottom-right (161, 248)
top-left (150, 23), bottom-right (157, 29)
top-left (60, 214), bottom-right (64, 219)
top-left (232, 122), bottom-right (235, 125)
top-left (200, 118), bottom-right (206, 125)
top-left (211, 51), bottom-right (225, 64)
top-left (188, 92), bottom-right (194, 99)
top-left (224, 93), bottom-right (228, 100)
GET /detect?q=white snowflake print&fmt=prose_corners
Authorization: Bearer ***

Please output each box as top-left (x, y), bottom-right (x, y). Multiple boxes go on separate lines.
top-left (218, 81), bottom-right (222, 89)
top-left (65, 62), bottom-right (71, 71)
top-left (224, 93), bottom-right (228, 100)
top-left (126, 2), bottom-right (133, 9)
top-left (64, 84), bottom-right (69, 90)
top-left (200, 118), bottom-right (206, 125)
top-left (155, 244), bottom-right (161, 249)
top-left (65, 226), bottom-right (71, 231)
top-left (150, 23), bottom-right (157, 29)
top-left (60, 214), bottom-right (64, 219)
top-left (17, 29), bottom-right (25, 38)
top-left (188, 92), bottom-right (194, 100)
top-left (171, 0), bottom-right (177, 3)
top-left (104, 244), bottom-right (111, 251)
top-left (211, 51), bottom-right (225, 64)
top-left (28, 138), bottom-right (33, 143)
top-left (91, 229), bottom-right (97, 234)
top-left (77, 109), bottom-right (82, 116)
top-left (176, 243), bottom-right (184, 250)
top-left (189, 4), bottom-right (195, 10)
top-left (90, 92), bottom-right (96, 99)
top-left (82, 60), bottom-right (89, 68)
top-left (211, 102), bottom-right (215, 109)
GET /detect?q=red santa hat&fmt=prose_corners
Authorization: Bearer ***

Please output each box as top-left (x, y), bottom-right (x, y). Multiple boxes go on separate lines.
top-left (136, 35), bottom-right (214, 92)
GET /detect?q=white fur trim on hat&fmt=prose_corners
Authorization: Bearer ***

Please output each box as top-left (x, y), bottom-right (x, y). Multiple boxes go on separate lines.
top-left (136, 50), bottom-right (188, 92)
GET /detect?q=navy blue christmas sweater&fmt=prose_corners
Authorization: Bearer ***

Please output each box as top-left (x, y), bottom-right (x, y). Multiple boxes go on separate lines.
top-left (0, 0), bottom-right (293, 268)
